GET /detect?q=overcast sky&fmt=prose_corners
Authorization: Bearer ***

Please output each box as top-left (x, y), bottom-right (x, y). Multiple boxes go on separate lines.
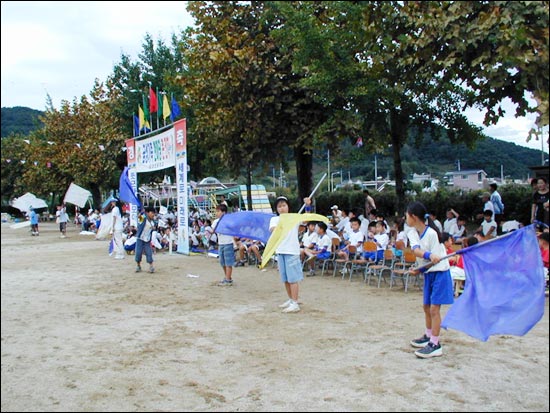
top-left (1, 1), bottom-right (547, 153)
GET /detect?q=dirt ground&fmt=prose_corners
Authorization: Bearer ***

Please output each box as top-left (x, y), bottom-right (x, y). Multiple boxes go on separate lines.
top-left (1, 221), bottom-right (548, 412)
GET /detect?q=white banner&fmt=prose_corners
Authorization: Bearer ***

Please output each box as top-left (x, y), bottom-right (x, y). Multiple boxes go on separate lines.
top-left (135, 128), bottom-right (176, 172)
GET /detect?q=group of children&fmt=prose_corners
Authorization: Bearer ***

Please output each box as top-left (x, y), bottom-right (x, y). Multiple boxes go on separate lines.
top-left (211, 195), bottom-right (550, 360)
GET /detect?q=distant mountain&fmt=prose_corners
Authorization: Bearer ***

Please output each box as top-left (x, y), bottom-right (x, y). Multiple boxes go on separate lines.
top-left (1, 106), bottom-right (44, 137)
top-left (325, 132), bottom-right (546, 181)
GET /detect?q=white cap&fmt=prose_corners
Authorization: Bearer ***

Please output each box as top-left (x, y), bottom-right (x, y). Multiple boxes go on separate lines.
top-left (331, 205), bottom-right (338, 210)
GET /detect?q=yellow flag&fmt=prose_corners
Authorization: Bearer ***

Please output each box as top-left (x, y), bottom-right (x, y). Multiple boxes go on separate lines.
top-left (162, 94), bottom-right (171, 120)
top-left (260, 213), bottom-right (329, 269)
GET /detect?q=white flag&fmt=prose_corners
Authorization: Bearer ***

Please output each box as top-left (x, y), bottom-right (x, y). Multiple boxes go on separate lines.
top-left (63, 182), bottom-right (92, 208)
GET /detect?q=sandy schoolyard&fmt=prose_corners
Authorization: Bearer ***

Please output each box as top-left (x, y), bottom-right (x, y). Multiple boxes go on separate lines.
top-left (1, 221), bottom-right (548, 412)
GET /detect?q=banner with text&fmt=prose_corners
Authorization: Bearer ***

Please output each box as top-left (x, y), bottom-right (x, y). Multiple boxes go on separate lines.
top-left (134, 128), bottom-right (176, 173)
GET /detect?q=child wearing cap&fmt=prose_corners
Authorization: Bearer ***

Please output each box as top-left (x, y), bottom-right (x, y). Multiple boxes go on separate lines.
top-left (270, 196), bottom-right (303, 313)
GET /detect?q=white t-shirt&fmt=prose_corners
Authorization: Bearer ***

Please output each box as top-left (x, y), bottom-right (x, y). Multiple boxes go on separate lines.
top-left (112, 205), bottom-right (123, 231)
top-left (302, 230), bottom-right (318, 248)
top-left (407, 226), bottom-right (449, 273)
top-left (269, 215), bottom-right (300, 255)
top-left (443, 218), bottom-right (457, 234)
top-left (483, 200), bottom-right (495, 213)
top-left (315, 233), bottom-right (332, 252)
top-left (481, 219), bottom-right (497, 238)
top-left (348, 230), bottom-right (365, 252)
top-left (213, 217), bottom-right (233, 245)
top-left (374, 232), bottom-right (389, 251)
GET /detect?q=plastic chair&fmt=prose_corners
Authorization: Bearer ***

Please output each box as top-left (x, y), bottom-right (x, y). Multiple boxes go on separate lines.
top-left (366, 248), bottom-right (395, 287)
top-left (390, 249), bottom-right (418, 292)
top-left (332, 245), bottom-right (357, 279)
top-left (321, 238), bottom-right (342, 276)
top-left (351, 240), bottom-right (377, 281)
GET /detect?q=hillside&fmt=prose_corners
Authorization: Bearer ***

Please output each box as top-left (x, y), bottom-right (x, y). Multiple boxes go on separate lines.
top-left (1, 106), bottom-right (44, 137)
top-left (322, 133), bottom-right (545, 181)
top-left (1, 106), bottom-right (545, 180)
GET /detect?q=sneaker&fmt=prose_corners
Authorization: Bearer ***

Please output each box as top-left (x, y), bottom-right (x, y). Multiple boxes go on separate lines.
top-left (414, 342), bottom-right (443, 358)
top-left (135, 265), bottom-right (142, 273)
top-left (114, 255), bottom-right (125, 260)
top-left (308, 269), bottom-right (316, 277)
top-left (410, 334), bottom-right (430, 348)
top-left (149, 266), bottom-right (155, 273)
top-left (282, 302), bottom-right (300, 313)
top-left (278, 299), bottom-right (293, 308)
top-left (218, 279), bottom-right (233, 286)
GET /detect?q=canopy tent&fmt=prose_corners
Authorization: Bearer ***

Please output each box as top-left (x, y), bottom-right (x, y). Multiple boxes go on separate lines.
top-left (10, 192), bottom-right (48, 212)
top-left (63, 182), bottom-right (92, 208)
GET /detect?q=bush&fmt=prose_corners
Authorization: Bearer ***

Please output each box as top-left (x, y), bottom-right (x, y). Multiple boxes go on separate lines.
top-left (305, 184), bottom-right (533, 226)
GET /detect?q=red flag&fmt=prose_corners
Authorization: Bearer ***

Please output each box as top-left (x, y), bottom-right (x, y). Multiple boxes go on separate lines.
top-left (149, 87), bottom-right (158, 113)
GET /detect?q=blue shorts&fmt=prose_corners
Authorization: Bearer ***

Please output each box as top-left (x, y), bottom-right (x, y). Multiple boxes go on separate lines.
top-left (277, 254), bottom-right (303, 284)
top-left (423, 270), bottom-right (454, 305)
top-left (219, 244), bottom-right (235, 267)
top-left (317, 251), bottom-right (331, 260)
top-left (363, 250), bottom-right (384, 261)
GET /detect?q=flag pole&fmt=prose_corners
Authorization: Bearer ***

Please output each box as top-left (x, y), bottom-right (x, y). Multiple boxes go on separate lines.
top-left (156, 87), bottom-right (160, 131)
top-left (415, 225), bottom-right (535, 272)
top-left (298, 173), bottom-right (327, 213)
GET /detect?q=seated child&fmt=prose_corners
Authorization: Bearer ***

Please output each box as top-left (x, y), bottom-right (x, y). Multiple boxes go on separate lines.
top-left (363, 221), bottom-right (389, 262)
top-left (336, 217), bottom-right (364, 262)
top-left (449, 236), bottom-right (479, 297)
top-left (303, 222), bottom-right (332, 276)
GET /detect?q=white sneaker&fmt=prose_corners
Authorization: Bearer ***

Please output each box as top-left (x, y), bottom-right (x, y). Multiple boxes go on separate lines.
top-left (278, 299), bottom-right (293, 308)
top-left (282, 302), bottom-right (300, 313)
top-left (114, 255), bottom-right (125, 260)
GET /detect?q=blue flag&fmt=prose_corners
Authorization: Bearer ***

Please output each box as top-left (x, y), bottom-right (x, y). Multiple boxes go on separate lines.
top-left (215, 211), bottom-right (275, 244)
top-left (118, 167), bottom-right (142, 208)
top-left (170, 95), bottom-right (181, 122)
top-left (442, 225), bottom-right (546, 341)
top-left (133, 114), bottom-right (140, 137)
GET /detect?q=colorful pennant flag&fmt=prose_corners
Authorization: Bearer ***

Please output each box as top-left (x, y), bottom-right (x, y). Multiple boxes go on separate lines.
top-left (138, 105), bottom-right (150, 132)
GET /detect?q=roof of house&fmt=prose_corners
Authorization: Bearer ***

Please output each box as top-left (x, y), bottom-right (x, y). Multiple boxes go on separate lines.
top-left (444, 169), bottom-right (487, 176)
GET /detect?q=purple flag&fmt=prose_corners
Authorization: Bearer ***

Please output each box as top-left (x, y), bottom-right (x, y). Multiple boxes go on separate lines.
top-left (442, 225), bottom-right (546, 341)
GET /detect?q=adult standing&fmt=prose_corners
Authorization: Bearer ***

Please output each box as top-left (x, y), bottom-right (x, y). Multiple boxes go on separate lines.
top-left (532, 177), bottom-right (550, 229)
top-left (110, 199), bottom-right (125, 259)
top-left (476, 192), bottom-right (494, 221)
top-left (363, 189), bottom-right (377, 218)
top-left (489, 183), bottom-right (505, 233)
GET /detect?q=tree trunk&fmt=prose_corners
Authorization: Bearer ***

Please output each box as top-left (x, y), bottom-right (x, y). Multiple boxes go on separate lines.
top-left (246, 162), bottom-right (253, 211)
top-left (90, 184), bottom-right (102, 211)
top-left (294, 144), bottom-right (313, 204)
top-left (390, 109), bottom-right (407, 216)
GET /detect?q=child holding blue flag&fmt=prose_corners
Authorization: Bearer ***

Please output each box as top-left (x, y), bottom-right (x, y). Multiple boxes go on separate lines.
top-left (406, 201), bottom-right (453, 359)
top-left (213, 204), bottom-right (235, 286)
